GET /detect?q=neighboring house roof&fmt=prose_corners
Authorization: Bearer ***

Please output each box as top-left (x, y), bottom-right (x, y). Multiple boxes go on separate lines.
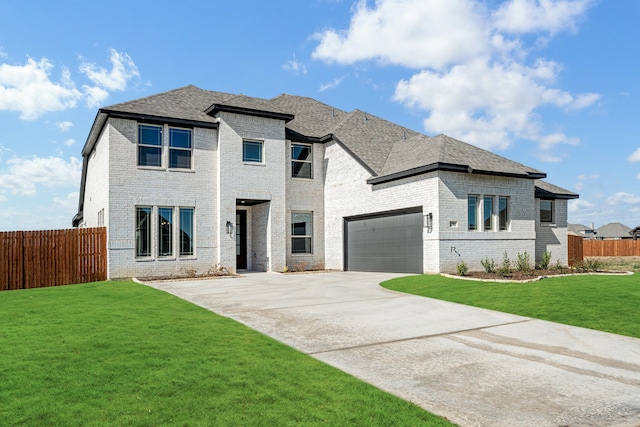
top-left (595, 222), bottom-right (632, 239)
top-left (74, 85), bottom-right (571, 225)
top-left (534, 180), bottom-right (579, 200)
top-left (568, 223), bottom-right (590, 234)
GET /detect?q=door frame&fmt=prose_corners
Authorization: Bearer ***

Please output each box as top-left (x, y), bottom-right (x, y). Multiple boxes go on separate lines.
top-left (236, 210), bottom-right (247, 270)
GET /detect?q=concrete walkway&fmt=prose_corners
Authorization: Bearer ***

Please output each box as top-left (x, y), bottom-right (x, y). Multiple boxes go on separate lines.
top-left (145, 271), bottom-right (640, 427)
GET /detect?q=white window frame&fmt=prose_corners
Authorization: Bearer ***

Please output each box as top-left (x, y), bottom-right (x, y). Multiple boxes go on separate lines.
top-left (291, 211), bottom-right (313, 254)
top-left (138, 124), bottom-right (163, 168)
top-left (168, 127), bottom-right (193, 170)
top-left (291, 142), bottom-right (313, 179)
top-left (243, 139), bottom-right (264, 163)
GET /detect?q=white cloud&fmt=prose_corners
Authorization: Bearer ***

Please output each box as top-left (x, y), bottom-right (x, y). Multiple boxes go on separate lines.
top-left (393, 59), bottom-right (595, 150)
top-left (0, 155), bottom-right (81, 196)
top-left (320, 77), bottom-right (345, 91)
top-left (0, 57), bottom-right (82, 120)
top-left (0, 49), bottom-right (140, 119)
top-left (313, 0), bottom-right (489, 70)
top-left (312, 0), bottom-right (598, 158)
top-left (493, 0), bottom-right (592, 34)
top-left (282, 57), bottom-right (307, 74)
top-left (63, 138), bottom-right (76, 147)
top-left (57, 121), bottom-right (73, 131)
top-left (606, 192), bottom-right (640, 206)
top-left (628, 147), bottom-right (640, 163)
top-left (80, 48), bottom-right (139, 92)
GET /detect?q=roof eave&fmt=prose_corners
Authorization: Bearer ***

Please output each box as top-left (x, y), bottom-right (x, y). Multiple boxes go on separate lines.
top-left (206, 104), bottom-right (294, 123)
top-left (535, 187), bottom-right (580, 200)
top-left (367, 163), bottom-right (545, 185)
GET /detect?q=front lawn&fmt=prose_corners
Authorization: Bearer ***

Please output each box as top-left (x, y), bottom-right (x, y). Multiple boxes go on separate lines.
top-left (0, 281), bottom-right (452, 427)
top-left (382, 273), bottom-right (640, 338)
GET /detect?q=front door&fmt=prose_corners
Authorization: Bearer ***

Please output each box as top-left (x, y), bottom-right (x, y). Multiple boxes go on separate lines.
top-left (236, 211), bottom-right (247, 269)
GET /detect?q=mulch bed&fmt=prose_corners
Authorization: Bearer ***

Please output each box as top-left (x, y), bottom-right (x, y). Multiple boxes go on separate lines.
top-left (456, 269), bottom-right (628, 282)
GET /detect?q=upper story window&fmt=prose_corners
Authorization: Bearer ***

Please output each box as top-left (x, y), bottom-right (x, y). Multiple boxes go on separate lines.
top-left (540, 199), bottom-right (554, 223)
top-left (291, 143), bottom-right (313, 179)
top-left (169, 128), bottom-right (192, 169)
top-left (243, 139), bottom-right (263, 163)
top-left (138, 125), bottom-right (162, 167)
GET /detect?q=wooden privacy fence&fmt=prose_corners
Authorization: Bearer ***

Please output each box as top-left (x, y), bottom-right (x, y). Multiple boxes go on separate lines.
top-left (583, 239), bottom-right (640, 257)
top-left (0, 227), bottom-right (106, 291)
top-left (567, 234), bottom-right (584, 266)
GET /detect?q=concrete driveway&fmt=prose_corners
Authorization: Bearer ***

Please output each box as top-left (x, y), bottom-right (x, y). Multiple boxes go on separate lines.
top-left (145, 271), bottom-right (640, 427)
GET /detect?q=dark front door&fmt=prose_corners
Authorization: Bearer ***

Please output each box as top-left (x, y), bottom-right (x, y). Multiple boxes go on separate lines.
top-left (236, 211), bottom-right (247, 269)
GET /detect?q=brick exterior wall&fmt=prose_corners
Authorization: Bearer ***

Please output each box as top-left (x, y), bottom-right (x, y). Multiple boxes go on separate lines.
top-left (535, 198), bottom-right (569, 266)
top-left (216, 112), bottom-right (288, 273)
top-left (101, 118), bottom-right (218, 279)
top-left (285, 140), bottom-right (325, 270)
top-left (82, 111), bottom-right (570, 278)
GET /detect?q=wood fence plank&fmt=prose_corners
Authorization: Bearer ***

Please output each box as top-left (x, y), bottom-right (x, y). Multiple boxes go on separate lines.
top-left (0, 227), bottom-right (107, 292)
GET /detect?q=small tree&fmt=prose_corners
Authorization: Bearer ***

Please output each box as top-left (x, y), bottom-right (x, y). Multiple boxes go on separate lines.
top-left (497, 251), bottom-right (511, 276)
top-left (456, 260), bottom-right (469, 276)
top-left (539, 251), bottom-right (552, 270)
top-left (480, 257), bottom-right (496, 273)
top-left (516, 251), bottom-right (532, 273)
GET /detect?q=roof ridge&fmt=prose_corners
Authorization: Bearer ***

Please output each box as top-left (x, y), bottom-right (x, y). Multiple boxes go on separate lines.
top-left (102, 85), bottom-right (205, 110)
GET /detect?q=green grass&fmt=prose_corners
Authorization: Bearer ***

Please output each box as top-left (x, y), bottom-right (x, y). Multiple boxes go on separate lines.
top-left (382, 273), bottom-right (640, 338)
top-left (0, 281), bottom-right (452, 427)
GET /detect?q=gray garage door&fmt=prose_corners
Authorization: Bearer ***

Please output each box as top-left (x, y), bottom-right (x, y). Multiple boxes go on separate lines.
top-left (345, 209), bottom-right (423, 274)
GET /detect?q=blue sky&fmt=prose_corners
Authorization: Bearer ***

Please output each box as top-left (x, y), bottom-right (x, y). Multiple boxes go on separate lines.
top-left (0, 0), bottom-right (639, 231)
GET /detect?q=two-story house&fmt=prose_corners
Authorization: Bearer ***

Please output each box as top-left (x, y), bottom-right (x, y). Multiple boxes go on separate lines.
top-left (73, 85), bottom-right (578, 279)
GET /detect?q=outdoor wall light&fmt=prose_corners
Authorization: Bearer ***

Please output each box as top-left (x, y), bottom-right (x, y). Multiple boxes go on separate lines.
top-left (226, 221), bottom-right (234, 235)
top-left (425, 212), bottom-right (433, 232)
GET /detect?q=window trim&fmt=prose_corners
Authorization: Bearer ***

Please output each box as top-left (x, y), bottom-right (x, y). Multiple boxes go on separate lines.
top-left (179, 207), bottom-right (195, 257)
top-left (468, 195), bottom-right (478, 231)
top-left (291, 142), bottom-right (313, 179)
top-left (158, 207), bottom-right (174, 258)
top-left (540, 199), bottom-right (554, 223)
top-left (168, 127), bottom-right (193, 169)
top-left (483, 196), bottom-right (494, 231)
top-left (243, 139), bottom-right (264, 163)
top-left (135, 206), bottom-right (153, 258)
top-left (138, 124), bottom-right (163, 168)
top-left (291, 211), bottom-right (313, 254)
top-left (498, 196), bottom-right (509, 231)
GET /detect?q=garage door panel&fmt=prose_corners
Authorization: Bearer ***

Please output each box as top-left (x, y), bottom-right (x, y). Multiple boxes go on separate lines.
top-left (346, 211), bottom-right (423, 274)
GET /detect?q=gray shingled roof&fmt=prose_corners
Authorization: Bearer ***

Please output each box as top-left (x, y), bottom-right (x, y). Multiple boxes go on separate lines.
top-left (89, 85), bottom-right (547, 180)
top-left (380, 134), bottom-right (545, 178)
top-left (596, 222), bottom-right (632, 239)
top-left (101, 85), bottom-right (232, 124)
top-left (76, 85), bottom-right (575, 225)
top-left (534, 179), bottom-right (579, 199)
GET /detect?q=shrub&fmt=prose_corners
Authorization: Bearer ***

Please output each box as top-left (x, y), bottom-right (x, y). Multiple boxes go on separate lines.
top-left (516, 251), bottom-right (532, 273)
top-left (207, 263), bottom-right (230, 276)
top-left (539, 251), bottom-right (552, 270)
top-left (497, 251), bottom-right (511, 276)
top-left (480, 257), bottom-right (496, 273)
top-left (456, 260), bottom-right (469, 276)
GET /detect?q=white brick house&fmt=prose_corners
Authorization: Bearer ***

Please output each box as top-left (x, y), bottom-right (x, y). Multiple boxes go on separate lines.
top-left (73, 85), bottom-right (578, 278)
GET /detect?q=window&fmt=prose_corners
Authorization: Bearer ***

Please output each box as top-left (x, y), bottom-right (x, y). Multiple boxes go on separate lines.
top-left (291, 212), bottom-right (313, 254)
top-left (138, 125), bottom-right (162, 167)
top-left (484, 196), bottom-right (494, 231)
top-left (468, 196), bottom-right (478, 231)
top-left (179, 208), bottom-right (194, 256)
top-left (540, 199), bottom-right (554, 223)
top-left (136, 207), bottom-right (152, 257)
top-left (158, 207), bottom-right (173, 257)
top-left (243, 139), bottom-right (263, 163)
top-left (499, 197), bottom-right (509, 231)
top-left (169, 128), bottom-right (192, 169)
top-left (291, 143), bottom-right (312, 179)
